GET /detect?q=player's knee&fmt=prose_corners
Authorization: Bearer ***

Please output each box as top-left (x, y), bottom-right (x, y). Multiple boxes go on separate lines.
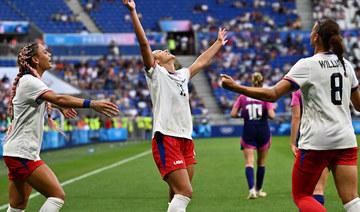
top-left (52, 189), bottom-right (66, 201)
top-left (180, 187), bottom-right (193, 199)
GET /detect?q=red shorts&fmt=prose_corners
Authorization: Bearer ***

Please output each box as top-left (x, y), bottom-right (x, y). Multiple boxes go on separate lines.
top-left (152, 132), bottom-right (197, 179)
top-left (4, 157), bottom-right (45, 181)
top-left (292, 147), bottom-right (358, 201)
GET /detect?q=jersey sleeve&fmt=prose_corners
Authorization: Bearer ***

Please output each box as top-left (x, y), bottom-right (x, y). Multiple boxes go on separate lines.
top-left (177, 67), bottom-right (191, 82)
top-left (233, 95), bottom-right (243, 109)
top-left (290, 90), bottom-right (301, 107)
top-left (144, 61), bottom-right (158, 79)
top-left (265, 102), bottom-right (275, 110)
top-left (26, 77), bottom-right (51, 104)
top-left (284, 59), bottom-right (310, 90)
top-left (345, 59), bottom-right (359, 91)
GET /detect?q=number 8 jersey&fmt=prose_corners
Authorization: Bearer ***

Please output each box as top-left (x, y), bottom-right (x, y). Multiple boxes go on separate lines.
top-left (284, 52), bottom-right (359, 150)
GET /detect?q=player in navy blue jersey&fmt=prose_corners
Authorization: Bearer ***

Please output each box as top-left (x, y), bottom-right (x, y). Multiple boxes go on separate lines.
top-left (230, 72), bottom-right (275, 199)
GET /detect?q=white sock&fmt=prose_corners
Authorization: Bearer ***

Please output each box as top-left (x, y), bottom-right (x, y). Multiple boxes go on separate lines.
top-left (167, 194), bottom-right (191, 212)
top-left (39, 197), bottom-right (64, 212)
top-left (6, 205), bottom-right (24, 212)
top-left (344, 197), bottom-right (360, 212)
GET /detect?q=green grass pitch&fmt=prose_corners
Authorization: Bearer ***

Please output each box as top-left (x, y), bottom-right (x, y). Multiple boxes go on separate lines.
top-left (0, 136), bottom-right (359, 211)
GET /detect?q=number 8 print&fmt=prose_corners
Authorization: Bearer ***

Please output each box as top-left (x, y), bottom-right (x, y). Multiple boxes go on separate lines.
top-left (330, 73), bottom-right (343, 105)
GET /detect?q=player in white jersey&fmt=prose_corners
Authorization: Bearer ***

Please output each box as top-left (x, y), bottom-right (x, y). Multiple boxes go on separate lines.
top-left (122, 0), bottom-right (227, 211)
top-left (3, 42), bottom-right (119, 212)
top-left (221, 18), bottom-right (360, 212)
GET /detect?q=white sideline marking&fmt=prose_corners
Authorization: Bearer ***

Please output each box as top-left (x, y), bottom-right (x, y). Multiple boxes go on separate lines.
top-left (0, 150), bottom-right (152, 211)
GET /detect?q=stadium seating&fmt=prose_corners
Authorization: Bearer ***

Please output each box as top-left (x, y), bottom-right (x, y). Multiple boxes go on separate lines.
top-left (0, 1), bottom-right (23, 21)
top-left (80, 0), bottom-right (298, 32)
top-left (4, 0), bottom-right (85, 33)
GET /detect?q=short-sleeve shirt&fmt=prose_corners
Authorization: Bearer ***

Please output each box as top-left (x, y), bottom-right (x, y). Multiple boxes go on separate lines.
top-left (233, 95), bottom-right (275, 125)
top-left (3, 74), bottom-right (52, 160)
top-left (284, 53), bottom-right (358, 150)
top-left (145, 63), bottom-right (192, 140)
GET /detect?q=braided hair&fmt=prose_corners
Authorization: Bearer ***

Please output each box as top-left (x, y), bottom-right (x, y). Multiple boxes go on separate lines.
top-left (316, 18), bottom-right (347, 77)
top-left (5, 42), bottom-right (64, 138)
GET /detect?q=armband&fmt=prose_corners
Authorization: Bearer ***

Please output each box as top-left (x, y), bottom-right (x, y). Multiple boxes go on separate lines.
top-left (83, 99), bottom-right (91, 108)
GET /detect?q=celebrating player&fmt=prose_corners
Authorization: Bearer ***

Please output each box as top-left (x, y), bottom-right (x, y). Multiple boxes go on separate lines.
top-left (221, 18), bottom-right (360, 212)
top-left (122, 0), bottom-right (227, 211)
top-left (3, 42), bottom-right (119, 212)
top-left (230, 72), bottom-right (275, 199)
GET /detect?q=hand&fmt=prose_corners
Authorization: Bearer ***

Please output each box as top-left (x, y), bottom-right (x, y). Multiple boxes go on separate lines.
top-left (60, 108), bottom-right (77, 119)
top-left (91, 100), bottom-right (119, 117)
top-left (290, 144), bottom-right (299, 156)
top-left (217, 28), bottom-right (228, 46)
top-left (220, 74), bottom-right (236, 91)
top-left (122, 0), bottom-right (136, 11)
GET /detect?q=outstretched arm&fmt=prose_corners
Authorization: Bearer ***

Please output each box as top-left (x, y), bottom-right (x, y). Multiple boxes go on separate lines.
top-left (221, 74), bottom-right (293, 102)
top-left (41, 91), bottom-right (119, 117)
top-left (51, 103), bottom-right (77, 119)
top-left (123, 0), bottom-right (154, 69)
top-left (189, 28), bottom-right (228, 79)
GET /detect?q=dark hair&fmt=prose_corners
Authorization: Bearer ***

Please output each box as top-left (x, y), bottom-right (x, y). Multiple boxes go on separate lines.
top-left (316, 18), bottom-right (347, 76)
top-left (5, 42), bottom-right (64, 137)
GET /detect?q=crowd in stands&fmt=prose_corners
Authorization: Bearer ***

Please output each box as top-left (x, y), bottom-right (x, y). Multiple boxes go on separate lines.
top-left (313, 0), bottom-right (360, 29)
top-left (50, 11), bottom-right (80, 23)
top-left (192, 0), bottom-right (300, 33)
top-left (52, 56), bottom-right (208, 119)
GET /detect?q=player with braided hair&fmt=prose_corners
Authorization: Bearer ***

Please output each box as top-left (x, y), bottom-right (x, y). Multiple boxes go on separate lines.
top-left (3, 42), bottom-right (119, 212)
top-left (221, 18), bottom-right (360, 212)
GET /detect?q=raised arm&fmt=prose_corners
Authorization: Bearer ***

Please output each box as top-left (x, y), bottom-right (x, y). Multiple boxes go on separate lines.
top-left (221, 74), bottom-right (293, 102)
top-left (123, 0), bottom-right (154, 69)
top-left (189, 28), bottom-right (228, 79)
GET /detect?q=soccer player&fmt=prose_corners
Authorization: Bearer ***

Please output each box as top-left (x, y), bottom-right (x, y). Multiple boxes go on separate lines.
top-left (230, 72), bottom-right (275, 199)
top-left (122, 0), bottom-right (227, 211)
top-left (3, 42), bottom-right (119, 212)
top-left (221, 18), bottom-right (360, 212)
top-left (290, 90), bottom-right (330, 206)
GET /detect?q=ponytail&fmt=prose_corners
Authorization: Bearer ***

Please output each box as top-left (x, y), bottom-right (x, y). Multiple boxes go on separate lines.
top-left (316, 19), bottom-right (347, 77)
top-left (252, 72), bottom-right (264, 87)
top-left (329, 34), bottom-right (347, 77)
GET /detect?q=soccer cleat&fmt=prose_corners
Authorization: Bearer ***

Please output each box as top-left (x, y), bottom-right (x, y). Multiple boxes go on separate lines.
top-left (247, 188), bottom-right (258, 199)
top-left (256, 189), bottom-right (267, 197)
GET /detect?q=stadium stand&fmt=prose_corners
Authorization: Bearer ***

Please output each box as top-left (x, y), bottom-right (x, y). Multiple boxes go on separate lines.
top-left (2, 0), bottom-right (85, 33)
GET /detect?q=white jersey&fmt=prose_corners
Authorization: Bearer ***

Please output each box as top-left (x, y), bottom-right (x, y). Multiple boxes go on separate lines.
top-left (285, 53), bottom-right (358, 150)
top-left (145, 63), bottom-right (192, 140)
top-left (3, 74), bottom-right (52, 160)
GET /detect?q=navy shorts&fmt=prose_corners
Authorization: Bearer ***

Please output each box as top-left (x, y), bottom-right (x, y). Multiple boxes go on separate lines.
top-left (241, 124), bottom-right (271, 150)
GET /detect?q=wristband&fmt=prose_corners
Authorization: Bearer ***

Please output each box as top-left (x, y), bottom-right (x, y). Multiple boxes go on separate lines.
top-left (83, 99), bottom-right (91, 108)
